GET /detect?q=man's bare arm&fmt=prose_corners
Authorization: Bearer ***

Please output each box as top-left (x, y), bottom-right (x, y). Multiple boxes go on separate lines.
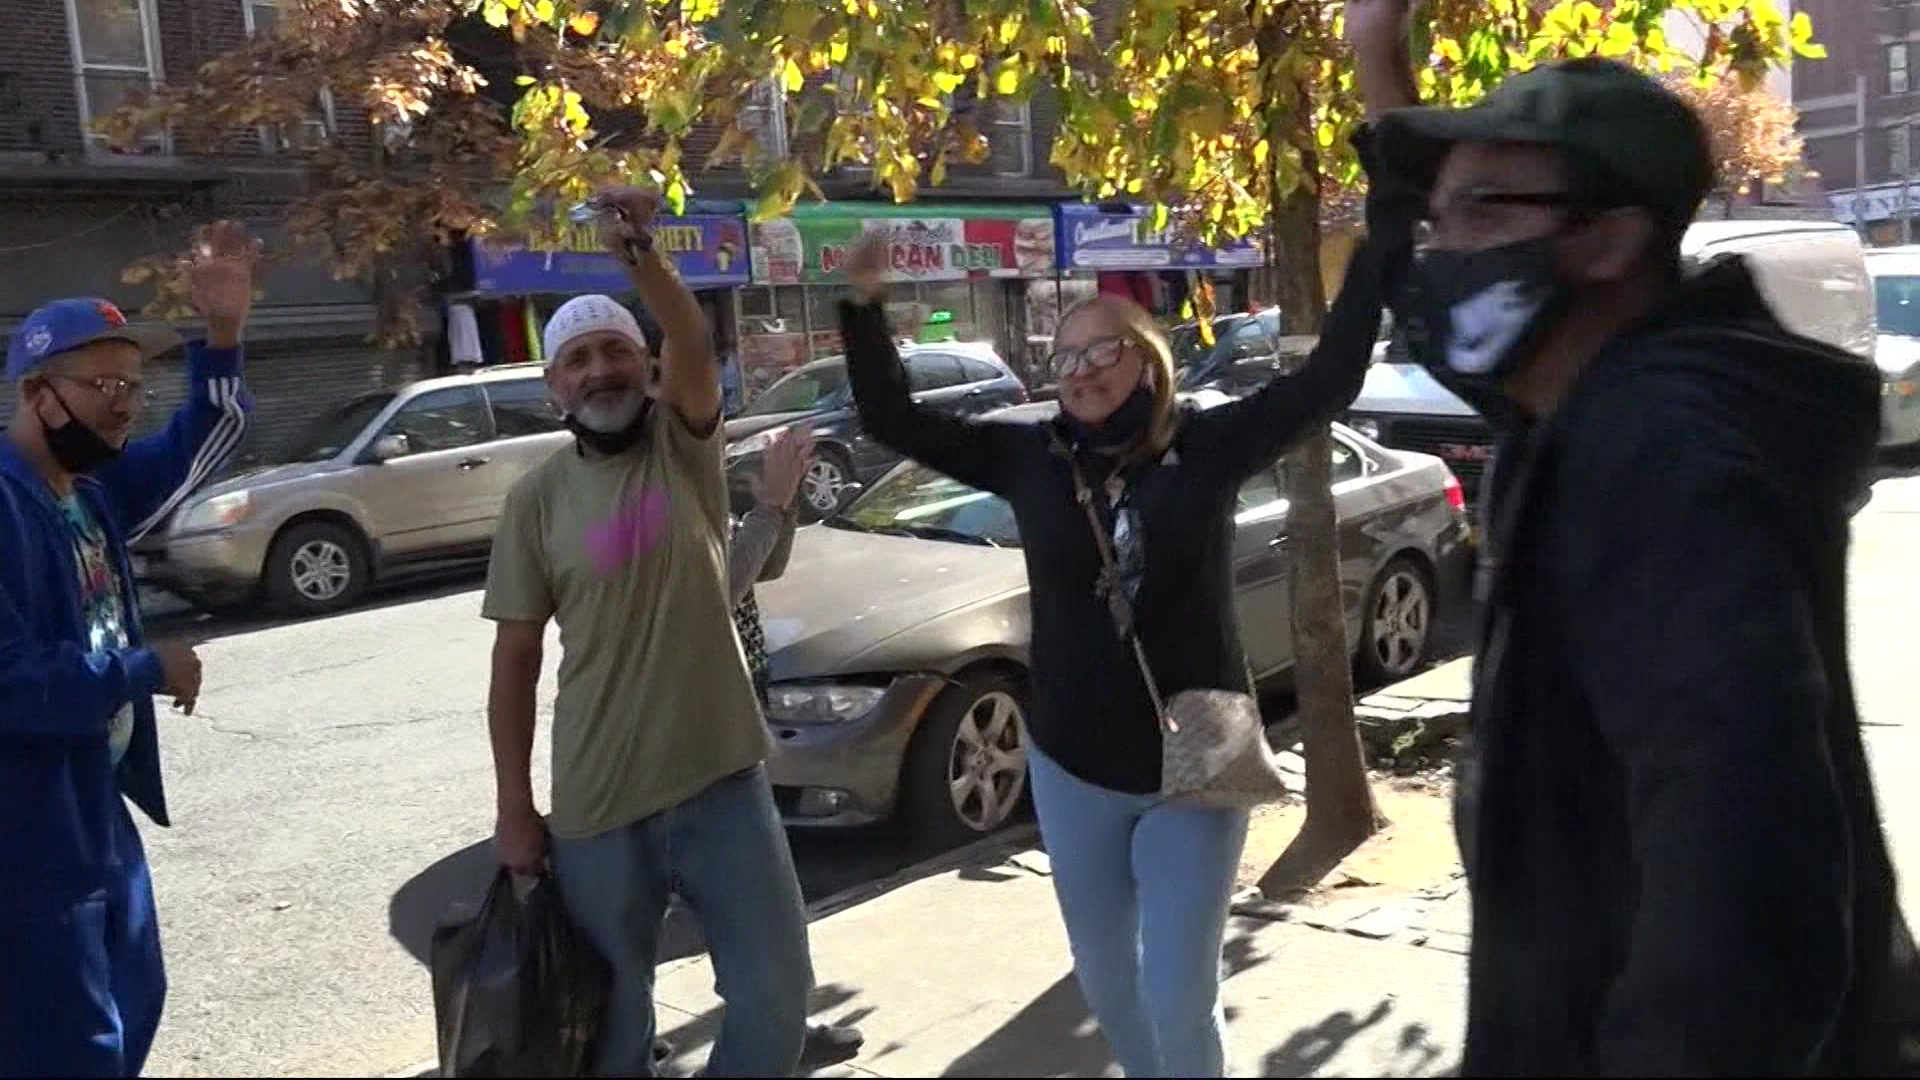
top-left (489, 619), bottom-right (548, 872)
top-left (1346, 0), bottom-right (1421, 117)
top-left (600, 188), bottom-right (720, 431)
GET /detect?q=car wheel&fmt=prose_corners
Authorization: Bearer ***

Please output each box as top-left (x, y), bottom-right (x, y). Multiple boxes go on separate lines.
top-left (266, 520), bottom-right (369, 617)
top-left (901, 671), bottom-right (1029, 847)
top-left (800, 447), bottom-right (853, 522)
top-left (1356, 556), bottom-right (1435, 687)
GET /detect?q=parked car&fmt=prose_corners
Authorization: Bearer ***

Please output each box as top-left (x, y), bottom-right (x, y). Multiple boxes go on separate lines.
top-left (1861, 246), bottom-right (1920, 448)
top-left (755, 399), bottom-right (1472, 844)
top-left (1346, 218), bottom-right (1882, 503)
top-left (135, 364), bottom-right (569, 616)
top-left (724, 343), bottom-right (1027, 520)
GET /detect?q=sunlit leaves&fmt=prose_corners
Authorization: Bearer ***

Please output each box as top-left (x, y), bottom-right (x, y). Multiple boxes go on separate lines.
top-left (91, 0), bottom-right (1814, 344)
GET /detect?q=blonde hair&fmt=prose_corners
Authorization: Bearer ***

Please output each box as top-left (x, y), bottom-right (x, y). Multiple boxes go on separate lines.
top-left (1056, 293), bottom-right (1179, 461)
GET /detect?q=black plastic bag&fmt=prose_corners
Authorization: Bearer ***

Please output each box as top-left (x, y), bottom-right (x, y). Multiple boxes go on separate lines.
top-left (431, 870), bottom-right (611, 1078)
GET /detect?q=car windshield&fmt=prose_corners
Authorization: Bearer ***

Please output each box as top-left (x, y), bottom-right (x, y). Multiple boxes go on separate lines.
top-left (743, 361), bottom-right (849, 416)
top-left (277, 392), bottom-right (395, 464)
top-left (830, 462), bottom-right (1020, 548)
top-left (1876, 274), bottom-right (1920, 338)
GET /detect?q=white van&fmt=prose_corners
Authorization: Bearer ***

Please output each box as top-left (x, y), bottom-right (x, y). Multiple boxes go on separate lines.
top-left (1861, 246), bottom-right (1920, 447)
top-left (1347, 219), bottom-right (1889, 500)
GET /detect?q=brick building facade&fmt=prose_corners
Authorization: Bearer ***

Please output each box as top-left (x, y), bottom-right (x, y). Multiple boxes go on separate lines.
top-left (0, 0), bottom-right (425, 462)
top-left (1795, 0), bottom-right (1920, 241)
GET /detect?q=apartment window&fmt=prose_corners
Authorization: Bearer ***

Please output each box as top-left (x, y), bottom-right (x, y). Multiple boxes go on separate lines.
top-left (243, 0), bottom-right (333, 151)
top-left (738, 79), bottom-right (789, 161)
top-left (1893, 43), bottom-right (1911, 96)
top-left (1893, 126), bottom-right (1912, 179)
top-left (66, 0), bottom-right (164, 154)
top-left (989, 97), bottom-right (1033, 177)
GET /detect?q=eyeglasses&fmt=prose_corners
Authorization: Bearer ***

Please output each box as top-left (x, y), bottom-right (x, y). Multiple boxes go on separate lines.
top-left (1417, 190), bottom-right (1584, 250)
top-left (53, 374), bottom-right (153, 407)
top-left (1048, 337), bottom-right (1132, 381)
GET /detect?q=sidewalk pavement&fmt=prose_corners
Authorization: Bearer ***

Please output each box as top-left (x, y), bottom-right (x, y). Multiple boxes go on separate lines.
top-left (651, 661), bottom-right (1477, 1079)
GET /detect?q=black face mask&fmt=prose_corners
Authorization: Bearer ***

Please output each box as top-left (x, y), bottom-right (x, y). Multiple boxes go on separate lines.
top-left (1399, 234), bottom-right (1568, 413)
top-left (1063, 385), bottom-right (1156, 451)
top-left (565, 395), bottom-right (653, 456)
top-left (39, 384), bottom-right (123, 475)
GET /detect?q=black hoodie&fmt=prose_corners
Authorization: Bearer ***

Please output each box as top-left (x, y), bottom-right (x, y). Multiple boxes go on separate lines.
top-left (1458, 256), bottom-right (1920, 1076)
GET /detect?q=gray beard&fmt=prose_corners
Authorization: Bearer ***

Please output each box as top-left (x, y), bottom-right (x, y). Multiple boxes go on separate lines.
top-left (571, 388), bottom-right (646, 433)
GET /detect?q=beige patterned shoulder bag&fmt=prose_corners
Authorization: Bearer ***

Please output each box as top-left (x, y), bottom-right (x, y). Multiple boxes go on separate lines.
top-left (1066, 454), bottom-right (1292, 811)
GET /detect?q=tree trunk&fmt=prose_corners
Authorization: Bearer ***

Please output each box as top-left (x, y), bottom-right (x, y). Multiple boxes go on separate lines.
top-left (1251, 22), bottom-right (1384, 899)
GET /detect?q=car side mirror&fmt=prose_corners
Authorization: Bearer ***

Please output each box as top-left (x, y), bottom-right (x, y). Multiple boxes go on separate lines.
top-left (372, 433), bottom-right (409, 462)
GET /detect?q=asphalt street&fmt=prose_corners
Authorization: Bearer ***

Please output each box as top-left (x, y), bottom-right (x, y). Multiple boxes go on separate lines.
top-left (127, 470), bottom-right (1920, 1078)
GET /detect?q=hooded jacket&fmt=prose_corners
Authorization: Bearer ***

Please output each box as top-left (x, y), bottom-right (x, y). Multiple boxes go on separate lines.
top-left (0, 340), bottom-right (250, 898)
top-left (1458, 257), bottom-right (1919, 1076)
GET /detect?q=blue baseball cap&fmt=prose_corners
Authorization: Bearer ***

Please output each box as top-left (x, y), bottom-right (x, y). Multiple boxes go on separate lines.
top-left (6, 298), bottom-right (180, 383)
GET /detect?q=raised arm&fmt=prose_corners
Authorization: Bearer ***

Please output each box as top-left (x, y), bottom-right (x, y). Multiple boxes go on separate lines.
top-left (599, 188), bottom-right (720, 433)
top-left (727, 425), bottom-right (810, 603)
top-left (838, 241), bottom-right (1036, 493)
top-left (103, 221), bottom-right (256, 541)
top-left (1181, 235), bottom-right (1389, 481)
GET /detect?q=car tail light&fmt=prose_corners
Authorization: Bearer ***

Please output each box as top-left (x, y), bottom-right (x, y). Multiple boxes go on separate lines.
top-left (1443, 471), bottom-right (1467, 514)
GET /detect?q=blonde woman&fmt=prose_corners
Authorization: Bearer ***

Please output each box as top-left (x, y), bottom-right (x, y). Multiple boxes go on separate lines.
top-left (837, 232), bottom-right (1395, 1076)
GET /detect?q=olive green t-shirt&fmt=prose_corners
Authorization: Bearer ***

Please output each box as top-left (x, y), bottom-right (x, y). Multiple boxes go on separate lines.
top-left (481, 404), bottom-right (770, 840)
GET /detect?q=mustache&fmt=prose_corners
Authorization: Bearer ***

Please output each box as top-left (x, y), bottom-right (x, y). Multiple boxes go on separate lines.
top-left (581, 376), bottom-right (638, 395)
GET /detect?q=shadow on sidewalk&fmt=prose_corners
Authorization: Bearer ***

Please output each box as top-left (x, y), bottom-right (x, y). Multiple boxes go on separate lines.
top-left (940, 975), bottom-right (1108, 1078)
top-left (1260, 998), bottom-right (1456, 1078)
top-left (386, 839), bottom-right (710, 967)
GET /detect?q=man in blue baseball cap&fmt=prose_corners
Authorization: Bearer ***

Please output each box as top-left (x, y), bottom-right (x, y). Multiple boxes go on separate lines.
top-left (0, 220), bottom-right (255, 1076)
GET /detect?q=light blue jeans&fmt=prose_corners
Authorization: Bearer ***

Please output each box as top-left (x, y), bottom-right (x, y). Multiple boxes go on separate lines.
top-left (550, 765), bottom-right (812, 1077)
top-left (1028, 747), bottom-right (1250, 1079)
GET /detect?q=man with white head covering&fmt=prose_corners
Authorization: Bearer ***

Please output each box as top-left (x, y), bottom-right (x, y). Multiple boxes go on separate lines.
top-left (481, 189), bottom-right (812, 1077)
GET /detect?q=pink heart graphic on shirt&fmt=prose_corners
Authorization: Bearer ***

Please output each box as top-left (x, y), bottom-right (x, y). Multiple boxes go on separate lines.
top-left (584, 486), bottom-right (671, 575)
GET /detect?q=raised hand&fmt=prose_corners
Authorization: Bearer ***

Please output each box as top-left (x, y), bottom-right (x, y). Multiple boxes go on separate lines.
top-left (847, 235), bottom-right (890, 305)
top-left (189, 220), bottom-right (260, 348)
top-left (1344, 0), bottom-right (1421, 116)
top-left (594, 186), bottom-right (663, 267)
top-left (1343, 0), bottom-right (1417, 52)
top-left (752, 422), bottom-right (818, 511)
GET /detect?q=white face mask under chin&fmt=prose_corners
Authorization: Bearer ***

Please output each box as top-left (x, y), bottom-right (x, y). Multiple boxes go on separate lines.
top-left (1446, 280), bottom-right (1547, 375)
top-left (571, 388), bottom-right (647, 433)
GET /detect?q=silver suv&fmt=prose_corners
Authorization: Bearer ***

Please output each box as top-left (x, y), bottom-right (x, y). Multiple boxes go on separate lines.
top-left (136, 364), bottom-right (569, 616)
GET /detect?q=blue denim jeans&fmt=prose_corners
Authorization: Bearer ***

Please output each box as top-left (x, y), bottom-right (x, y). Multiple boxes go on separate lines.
top-left (1027, 747), bottom-right (1250, 1078)
top-left (550, 765), bottom-right (812, 1078)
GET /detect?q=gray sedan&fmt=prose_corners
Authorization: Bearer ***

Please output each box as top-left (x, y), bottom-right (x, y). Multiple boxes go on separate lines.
top-left (755, 401), bottom-right (1473, 844)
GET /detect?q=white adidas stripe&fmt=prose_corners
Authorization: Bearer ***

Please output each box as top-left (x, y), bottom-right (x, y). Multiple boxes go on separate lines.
top-left (129, 375), bottom-right (249, 542)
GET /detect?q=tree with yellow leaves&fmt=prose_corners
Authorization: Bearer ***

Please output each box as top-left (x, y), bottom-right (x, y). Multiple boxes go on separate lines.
top-left (107, 0), bottom-right (1818, 893)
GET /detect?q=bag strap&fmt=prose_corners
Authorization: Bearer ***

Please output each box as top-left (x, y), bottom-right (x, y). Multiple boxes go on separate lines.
top-left (1065, 453), bottom-right (1176, 732)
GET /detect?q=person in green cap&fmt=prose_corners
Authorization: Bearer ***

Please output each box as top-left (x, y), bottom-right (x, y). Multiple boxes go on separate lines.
top-left (1346, 1), bottom-right (1918, 1075)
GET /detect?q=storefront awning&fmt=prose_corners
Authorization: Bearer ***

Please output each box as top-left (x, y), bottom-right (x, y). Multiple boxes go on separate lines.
top-left (750, 202), bottom-right (1057, 285)
top-left (470, 208), bottom-right (750, 295)
top-left (1054, 203), bottom-right (1263, 272)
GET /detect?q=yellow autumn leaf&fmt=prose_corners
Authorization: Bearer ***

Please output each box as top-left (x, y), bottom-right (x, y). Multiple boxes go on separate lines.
top-left (783, 57), bottom-right (804, 93)
top-left (566, 10), bottom-right (598, 35)
top-left (995, 66), bottom-right (1019, 95)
